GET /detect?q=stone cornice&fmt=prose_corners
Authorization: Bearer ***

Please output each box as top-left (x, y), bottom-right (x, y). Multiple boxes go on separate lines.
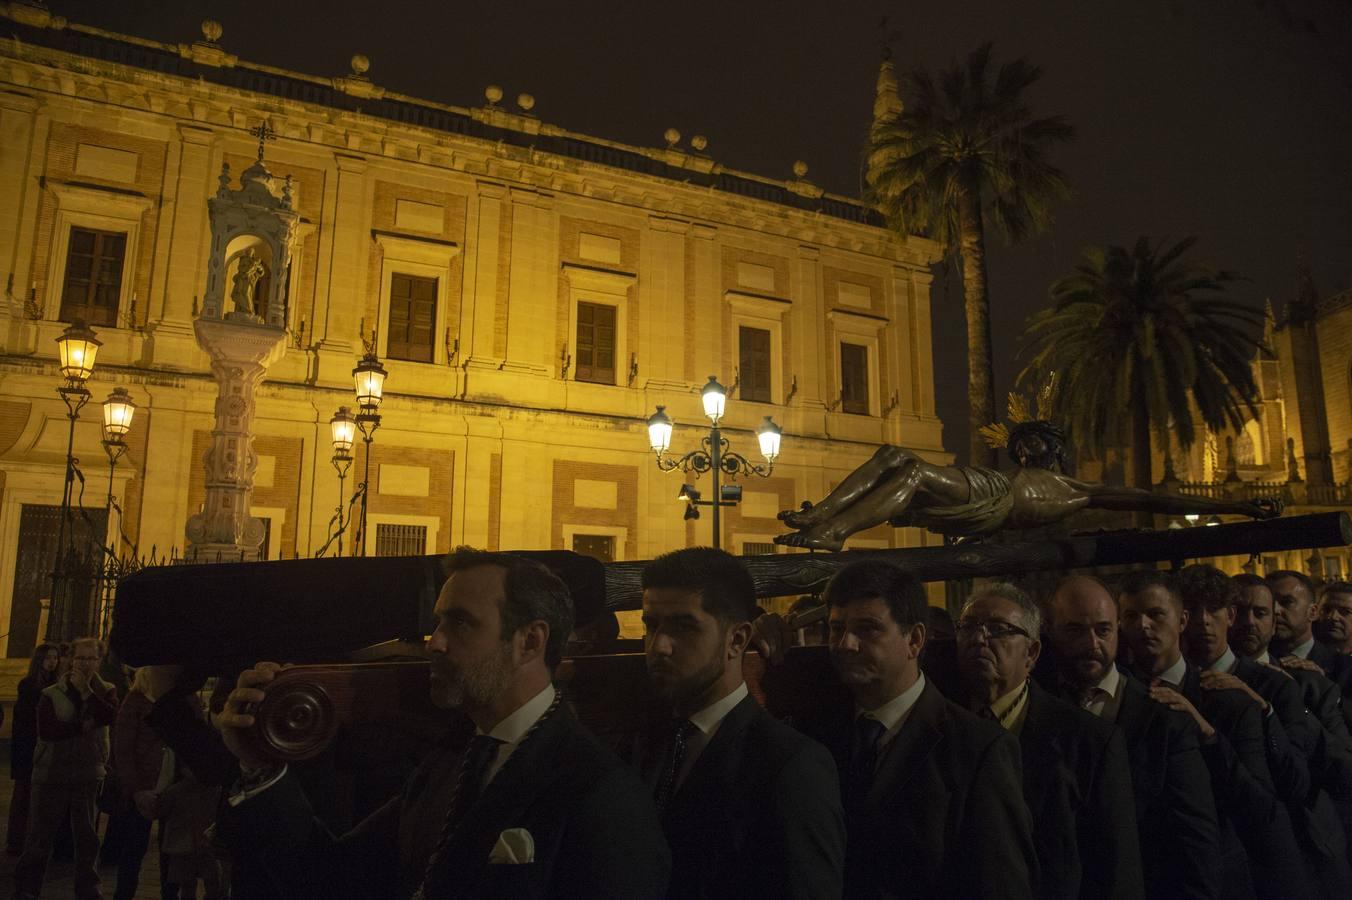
top-left (0, 28), bottom-right (944, 266)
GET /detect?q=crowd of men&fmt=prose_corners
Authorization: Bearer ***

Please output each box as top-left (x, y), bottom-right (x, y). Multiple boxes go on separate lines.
top-left (18, 545), bottom-right (1352, 899)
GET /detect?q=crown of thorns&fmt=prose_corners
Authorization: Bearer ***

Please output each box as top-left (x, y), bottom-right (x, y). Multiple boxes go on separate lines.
top-left (977, 374), bottom-right (1058, 450)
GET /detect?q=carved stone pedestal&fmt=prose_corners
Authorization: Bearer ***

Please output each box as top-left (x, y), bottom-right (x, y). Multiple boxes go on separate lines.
top-left (184, 315), bottom-right (285, 562)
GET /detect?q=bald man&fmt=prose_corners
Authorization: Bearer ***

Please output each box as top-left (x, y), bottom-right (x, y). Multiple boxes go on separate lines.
top-left (1044, 576), bottom-right (1221, 900)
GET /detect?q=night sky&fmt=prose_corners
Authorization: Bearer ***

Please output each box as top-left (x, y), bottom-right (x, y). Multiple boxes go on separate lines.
top-left (45, 0), bottom-right (1352, 462)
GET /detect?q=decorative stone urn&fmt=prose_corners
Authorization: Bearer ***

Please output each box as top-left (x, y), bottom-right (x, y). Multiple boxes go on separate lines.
top-left (185, 138), bottom-right (297, 561)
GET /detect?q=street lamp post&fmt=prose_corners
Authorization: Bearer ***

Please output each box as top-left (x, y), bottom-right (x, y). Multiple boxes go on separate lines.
top-left (351, 351), bottom-right (387, 557)
top-left (97, 386), bottom-right (135, 637)
top-left (100, 386), bottom-right (136, 542)
top-left (49, 321), bottom-right (102, 640)
top-left (329, 406), bottom-right (356, 558)
top-left (646, 376), bottom-right (783, 550)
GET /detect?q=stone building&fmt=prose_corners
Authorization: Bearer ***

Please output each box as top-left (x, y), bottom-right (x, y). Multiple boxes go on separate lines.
top-left (0, 5), bottom-right (947, 678)
top-left (1082, 265), bottom-right (1352, 579)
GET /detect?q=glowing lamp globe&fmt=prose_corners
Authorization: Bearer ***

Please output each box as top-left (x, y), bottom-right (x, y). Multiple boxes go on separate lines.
top-left (101, 387), bottom-right (136, 441)
top-left (701, 375), bottom-right (726, 423)
top-left (756, 416), bottom-right (783, 462)
top-left (647, 405), bottom-right (673, 455)
top-left (330, 406), bottom-right (357, 456)
top-left (352, 353), bottom-right (388, 412)
top-left (56, 320), bottom-right (102, 385)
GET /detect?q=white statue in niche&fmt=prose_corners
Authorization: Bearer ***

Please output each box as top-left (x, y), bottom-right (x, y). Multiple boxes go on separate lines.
top-left (230, 249), bottom-right (266, 317)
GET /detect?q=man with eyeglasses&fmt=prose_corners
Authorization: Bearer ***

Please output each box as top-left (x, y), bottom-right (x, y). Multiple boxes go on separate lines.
top-left (1043, 575), bottom-right (1221, 900)
top-left (14, 636), bottom-right (118, 900)
top-left (955, 583), bottom-right (1142, 900)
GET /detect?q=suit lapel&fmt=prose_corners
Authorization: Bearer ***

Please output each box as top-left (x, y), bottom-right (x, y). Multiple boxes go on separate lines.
top-left (439, 704), bottom-right (575, 873)
top-left (1018, 682), bottom-right (1054, 809)
top-left (1115, 669), bottom-right (1153, 744)
top-left (865, 680), bottom-right (944, 807)
top-left (666, 694), bottom-right (760, 824)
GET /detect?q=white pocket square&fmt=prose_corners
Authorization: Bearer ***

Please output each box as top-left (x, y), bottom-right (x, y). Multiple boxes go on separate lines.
top-left (488, 827), bottom-right (535, 864)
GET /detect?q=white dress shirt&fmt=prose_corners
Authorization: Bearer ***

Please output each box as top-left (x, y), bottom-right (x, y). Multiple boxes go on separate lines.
top-left (1290, 635), bottom-right (1316, 660)
top-left (1207, 646), bottom-right (1239, 675)
top-left (1255, 649), bottom-right (1272, 665)
top-left (675, 681), bottom-right (748, 788)
top-left (858, 672), bottom-right (927, 754)
top-left (1083, 664), bottom-right (1124, 721)
top-left (479, 683), bottom-right (557, 787)
top-left (1157, 653), bottom-right (1188, 688)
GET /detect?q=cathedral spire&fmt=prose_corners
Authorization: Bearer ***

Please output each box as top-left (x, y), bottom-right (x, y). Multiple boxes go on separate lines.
top-left (866, 48), bottom-right (903, 190)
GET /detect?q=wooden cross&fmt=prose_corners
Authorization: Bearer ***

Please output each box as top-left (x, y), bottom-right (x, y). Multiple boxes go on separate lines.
top-left (250, 121), bottom-right (277, 162)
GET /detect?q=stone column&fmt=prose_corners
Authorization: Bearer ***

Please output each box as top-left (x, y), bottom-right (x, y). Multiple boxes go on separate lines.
top-left (184, 317), bottom-right (286, 561)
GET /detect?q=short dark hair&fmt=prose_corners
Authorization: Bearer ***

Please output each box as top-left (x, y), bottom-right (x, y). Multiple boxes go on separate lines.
top-left (1118, 570), bottom-right (1181, 612)
top-left (1322, 581), bottom-right (1352, 602)
top-left (1232, 573), bottom-right (1268, 591)
top-left (823, 560), bottom-right (928, 628)
top-left (1174, 564), bottom-right (1238, 612)
top-left (1268, 569), bottom-right (1315, 601)
top-left (641, 547), bottom-right (757, 625)
top-left (444, 547), bottom-right (575, 670)
top-left (1008, 421), bottom-right (1069, 472)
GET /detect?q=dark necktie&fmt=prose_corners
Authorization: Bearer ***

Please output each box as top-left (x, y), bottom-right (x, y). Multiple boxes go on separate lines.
top-left (455, 734), bottom-right (503, 823)
top-left (410, 734), bottom-right (503, 900)
top-left (654, 719), bottom-right (696, 815)
top-left (847, 715), bottom-right (886, 808)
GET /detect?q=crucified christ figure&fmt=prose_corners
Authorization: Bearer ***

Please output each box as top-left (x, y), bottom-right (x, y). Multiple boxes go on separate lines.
top-left (775, 422), bottom-right (1281, 552)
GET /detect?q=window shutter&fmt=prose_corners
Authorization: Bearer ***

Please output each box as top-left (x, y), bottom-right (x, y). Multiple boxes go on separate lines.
top-left (738, 326), bottom-right (772, 403)
top-left (387, 273), bottom-right (438, 363)
top-left (576, 301), bottom-right (617, 384)
top-left (60, 227), bottom-right (125, 327)
top-left (840, 342), bottom-right (870, 415)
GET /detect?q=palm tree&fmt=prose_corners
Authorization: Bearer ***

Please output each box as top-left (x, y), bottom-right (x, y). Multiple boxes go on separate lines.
top-left (869, 43), bottom-right (1072, 467)
top-left (1019, 236), bottom-right (1265, 491)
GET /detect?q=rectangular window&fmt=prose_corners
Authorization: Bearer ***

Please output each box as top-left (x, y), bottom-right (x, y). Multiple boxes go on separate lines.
top-left (738, 326), bottom-right (772, 403)
top-left (571, 533), bottom-right (615, 563)
top-left (575, 301), bottom-right (617, 384)
top-left (60, 227), bottom-right (126, 327)
top-left (387, 273), bottom-right (438, 363)
top-left (1325, 557), bottom-right (1343, 581)
top-left (374, 523), bottom-right (428, 557)
top-left (840, 342), bottom-right (870, 415)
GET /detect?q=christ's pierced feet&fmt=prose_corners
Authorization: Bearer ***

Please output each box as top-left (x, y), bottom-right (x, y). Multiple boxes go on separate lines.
top-left (778, 500), bottom-right (827, 530)
top-left (774, 527), bottom-right (847, 553)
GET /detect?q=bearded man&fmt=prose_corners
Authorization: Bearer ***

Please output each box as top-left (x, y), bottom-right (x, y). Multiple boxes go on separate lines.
top-left (633, 547), bottom-right (844, 899)
top-left (215, 548), bottom-right (671, 899)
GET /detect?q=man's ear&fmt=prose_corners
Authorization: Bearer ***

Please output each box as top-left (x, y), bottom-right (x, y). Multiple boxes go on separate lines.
top-left (1026, 638), bottom-right (1041, 674)
top-left (727, 620), bottom-right (753, 659)
top-left (907, 621), bottom-right (927, 659)
top-left (517, 621), bottom-right (549, 665)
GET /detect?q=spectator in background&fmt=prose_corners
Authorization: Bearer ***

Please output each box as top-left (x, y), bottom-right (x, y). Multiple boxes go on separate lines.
top-left (13, 636), bottom-right (118, 900)
top-left (147, 752), bottom-right (224, 900)
top-left (6, 644), bottom-right (58, 855)
top-left (112, 668), bottom-right (167, 900)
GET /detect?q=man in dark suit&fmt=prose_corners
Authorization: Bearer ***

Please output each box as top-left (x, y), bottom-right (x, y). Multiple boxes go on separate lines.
top-left (633, 547), bottom-right (844, 900)
top-left (1043, 575), bottom-right (1221, 900)
top-left (1116, 569), bottom-right (1270, 899)
top-left (1271, 571), bottom-right (1352, 689)
top-left (801, 560), bottom-right (1036, 900)
top-left (1232, 573), bottom-right (1352, 897)
top-left (1174, 566), bottom-right (1315, 899)
top-left (1319, 583), bottom-right (1352, 657)
top-left (215, 549), bottom-right (671, 899)
top-left (954, 582), bottom-right (1142, 900)
top-left (1234, 574), bottom-right (1351, 748)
